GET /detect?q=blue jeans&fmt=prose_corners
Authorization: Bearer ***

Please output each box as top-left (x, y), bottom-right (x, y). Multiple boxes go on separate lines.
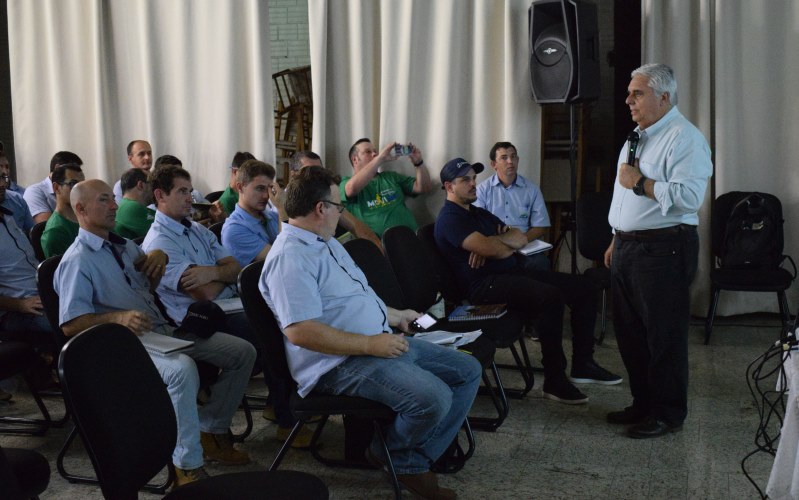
top-left (314, 337), bottom-right (481, 474)
top-left (0, 312), bottom-right (57, 351)
top-left (153, 331), bottom-right (256, 469)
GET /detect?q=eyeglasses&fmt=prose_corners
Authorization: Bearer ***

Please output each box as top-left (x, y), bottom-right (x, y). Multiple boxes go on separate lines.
top-left (322, 200), bottom-right (346, 213)
top-left (58, 180), bottom-right (81, 188)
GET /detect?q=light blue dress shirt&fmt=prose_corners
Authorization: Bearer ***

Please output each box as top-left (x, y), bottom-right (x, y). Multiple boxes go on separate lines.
top-left (23, 176), bottom-right (56, 218)
top-left (608, 106), bottom-right (712, 232)
top-left (475, 173), bottom-right (550, 232)
top-left (221, 204), bottom-right (280, 267)
top-left (260, 224), bottom-right (390, 397)
top-left (55, 228), bottom-right (171, 333)
top-left (0, 209), bottom-right (40, 322)
top-left (142, 210), bottom-right (236, 324)
top-left (2, 190), bottom-right (34, 233)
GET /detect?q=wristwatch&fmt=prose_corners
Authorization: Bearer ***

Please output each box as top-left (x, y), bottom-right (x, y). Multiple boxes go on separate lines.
top-left (413, 158), bottom-right (424, 167)
top-left (633, 175), bottom-right (647, 196)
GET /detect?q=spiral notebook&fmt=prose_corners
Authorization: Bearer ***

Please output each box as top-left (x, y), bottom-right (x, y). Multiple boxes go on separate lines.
top-left (448, 304), bottom-right (508, 322)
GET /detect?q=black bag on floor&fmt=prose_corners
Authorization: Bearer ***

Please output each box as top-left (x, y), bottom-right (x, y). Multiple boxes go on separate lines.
top-left (720, 192), bottom-right (785, 269)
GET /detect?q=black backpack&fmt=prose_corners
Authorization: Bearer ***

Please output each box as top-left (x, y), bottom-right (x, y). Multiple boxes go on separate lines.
top-left (719, 192), bottom-right (784, 269)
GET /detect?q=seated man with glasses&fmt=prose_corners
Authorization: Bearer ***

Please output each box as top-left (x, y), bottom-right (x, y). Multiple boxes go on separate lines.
top-left (114, 168), bottom-right (156, 240)
top-left (261, 166), bottom-right (481, 500)
top-left (41, 163), bottom-right (85, 258)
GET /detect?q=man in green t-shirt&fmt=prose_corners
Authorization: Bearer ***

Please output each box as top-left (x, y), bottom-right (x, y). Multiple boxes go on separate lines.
top-left (340, 138), bottom-right (432, 237)
top-left (218, 151), bottom-right (256, 217)
top-left (41, 163), bottom-right (85, 258)
top-left (114, 168), bottom-right (156, 240)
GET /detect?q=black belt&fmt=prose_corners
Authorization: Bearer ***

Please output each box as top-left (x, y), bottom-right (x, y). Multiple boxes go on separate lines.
top-left (615, 224), bottom-right (696, 242)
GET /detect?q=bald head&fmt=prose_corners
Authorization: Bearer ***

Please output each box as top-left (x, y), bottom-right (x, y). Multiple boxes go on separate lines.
top-left (72, 179), bottom-right (118, 237)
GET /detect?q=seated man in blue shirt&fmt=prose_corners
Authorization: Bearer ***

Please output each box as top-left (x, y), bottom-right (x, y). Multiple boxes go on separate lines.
top-left (142, 166), bottom-right (303, 446)
top-left (55, 179), bottom-right (255, 487)
top-left (0, 172), bottom-right (54, 349)
top-left (0, 153), bottom-right (33, 233)
top-left (434, 158), bottom-right (621, 405)
top-left (475, 141), bottom-right (551, 271)
top-left (261, 166), bottom-right (481, 500)
top-left (221, 160), bottom-right (281, 267)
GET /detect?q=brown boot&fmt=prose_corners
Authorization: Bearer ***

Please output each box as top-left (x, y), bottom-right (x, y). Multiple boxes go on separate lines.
top-left (200, 431), bottom-right (250, 465)
top-left (397, 471), bottom-right (457, 500)
top-left (173, 465), bottom-right (209, 489)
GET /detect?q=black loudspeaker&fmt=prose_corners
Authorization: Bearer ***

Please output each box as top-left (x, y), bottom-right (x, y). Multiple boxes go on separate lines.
top-left (528, 0), bottom-right (600, 103)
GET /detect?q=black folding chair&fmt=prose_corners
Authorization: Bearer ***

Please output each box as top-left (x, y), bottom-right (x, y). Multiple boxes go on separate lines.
top-left (344, 237), bottom-right (508, 432)
top-left (0, 444), bottom-right (50, 500)
top-left (58, 323), bottom-right (328, 499)
top-left (576, 191), bottom-right (613, 345)
top-left (0, 341), bottom-right (53, 436)
top-left (386, 224), bottom-right (535, 398)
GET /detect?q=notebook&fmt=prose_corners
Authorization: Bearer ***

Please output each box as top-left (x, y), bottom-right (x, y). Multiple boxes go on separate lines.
top-left (448, 304), bottom-right (508, 322)
top-left (139, 331), bottom-right (194, 357)
top-left (213, 297), bottom-right (244, 314)
top-left (517, 239), bottom-right (553, 256)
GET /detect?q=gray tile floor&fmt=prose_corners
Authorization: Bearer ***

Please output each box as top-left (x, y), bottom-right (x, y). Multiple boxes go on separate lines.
top-left (1, 314), bottom-right (787, 499)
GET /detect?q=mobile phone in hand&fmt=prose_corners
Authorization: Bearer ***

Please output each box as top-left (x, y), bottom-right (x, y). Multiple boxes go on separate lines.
top-left (410, 313), bottom-right (437, 332)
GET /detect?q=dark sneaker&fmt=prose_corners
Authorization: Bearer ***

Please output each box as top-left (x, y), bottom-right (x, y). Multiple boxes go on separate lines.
top-left (569, 360), bottom-right (623, 385)
top-left (542, 377), bottom-right (588, 405)
top-left (607, 406), bottom-right (648, 425)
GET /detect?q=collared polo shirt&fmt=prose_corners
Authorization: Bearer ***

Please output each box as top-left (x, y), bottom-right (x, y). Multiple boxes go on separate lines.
top-left (475, 173), bottom-right (550, 233)
top-left (221, 204), bottom-right (280, 267)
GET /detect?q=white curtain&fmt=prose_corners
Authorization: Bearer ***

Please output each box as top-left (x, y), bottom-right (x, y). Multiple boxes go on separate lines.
top-left (308, 0), bottom-right (541, 227)
top-left (644, 0), bottom-right (799, 316)
top-left (8, 0), bottom-right (275, 197)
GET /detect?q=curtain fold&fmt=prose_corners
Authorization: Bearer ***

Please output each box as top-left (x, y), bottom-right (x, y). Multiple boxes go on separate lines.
top-left (8, 0), bottom-right (275, 196)
top-left (644, 0), bottom-right (799, 316)
top-left (308, 0), bottom-right (541, 227)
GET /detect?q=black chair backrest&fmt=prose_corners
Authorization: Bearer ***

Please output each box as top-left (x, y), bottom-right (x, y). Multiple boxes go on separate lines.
top-left (575, 191), bottom-right (613, 261)
top-left (382, 225), bottom-right (439, 312)
top-left (416, 223), bottom-right (466, 303)
top-left (205, 190), bottom-right (224, 203)
top-left (237, 260), bottom-right (293, 384)
top-left (343, 238), bottom-right (406, 309)
top-left (710, 191), bottom-right (785, 261)
top-left (58, 324), bottom-right (176, 499)
top-left (29, 221), bottom-right (47, 262)
top-left (209, 221), bottom-right (224, 244)
top-left (0, 445), bottom-right (25, 500)
top-left (35, 255), bottom-right (67, 348)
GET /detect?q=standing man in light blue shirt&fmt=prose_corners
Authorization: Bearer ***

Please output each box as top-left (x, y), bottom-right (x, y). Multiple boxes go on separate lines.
top-left (475, 141), bottom-right (551, 271)
top-left (55, 179), bottom-right (255, 486)
top-left (604, 63), bottom-right (712, 439)
top-left (221, 160), bottom-right (281, 267)
top-left (261, 166), bottom-right (481, 500)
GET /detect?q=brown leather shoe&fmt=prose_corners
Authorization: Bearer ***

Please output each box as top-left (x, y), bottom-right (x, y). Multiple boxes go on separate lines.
top-left (173, 465), bottom-right (210, 489)
top-left (200, 431), bottom-right (250, 465)
top-left (397, 471), bottom-right (457, 500)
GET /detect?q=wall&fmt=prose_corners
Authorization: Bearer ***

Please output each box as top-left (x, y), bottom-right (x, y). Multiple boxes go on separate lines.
top-left (269, 0), bottom-right (311, 74)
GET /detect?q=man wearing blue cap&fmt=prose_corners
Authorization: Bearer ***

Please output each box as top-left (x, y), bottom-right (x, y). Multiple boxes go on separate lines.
top-left (434, 158), bottom-right (621, 405)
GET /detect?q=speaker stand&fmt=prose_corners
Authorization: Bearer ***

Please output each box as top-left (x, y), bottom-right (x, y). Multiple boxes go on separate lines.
top-left (551, 104), bottom-right (579, 275)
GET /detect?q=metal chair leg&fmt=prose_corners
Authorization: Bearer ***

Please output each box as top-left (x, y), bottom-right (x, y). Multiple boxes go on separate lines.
top-left (705, 288), bottom-right (721, 345)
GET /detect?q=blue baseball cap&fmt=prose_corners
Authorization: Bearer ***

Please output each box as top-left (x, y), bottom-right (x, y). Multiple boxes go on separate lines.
top-left (440, 158), bottom-right (484, 184)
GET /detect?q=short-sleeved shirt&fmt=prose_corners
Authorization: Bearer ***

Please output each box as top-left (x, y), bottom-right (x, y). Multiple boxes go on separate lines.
top-left (41, 211), bottom-right (79, 258)
top-left (218, 186), bottom-right (238, 216)
top-left (114, 198), bottom-right (156, 239)
top-left (23, 176), bottom-right (56, 218)
top-left (142, 210), bottom-right (236, 324)
top-left (339, 171), bottom-right (417, 237)
top-left (114, 179), bottom-right (207, 205)
top-left (434, 200), bottom-right (517, 294)
top-left (55, 228), bottom-right (171, 333)
top-left (1, 190), bottom-right (34, 234)
top-left (221, 204), bottom-right (280, 267)
top-left (260, 224), bottom-right (390, 397)
top-left (474, 173), bottom-right (550, 233)
top-left (0, 209), bottom-right (40, 320)
top-left (9, 182), bottom-right (25, 195)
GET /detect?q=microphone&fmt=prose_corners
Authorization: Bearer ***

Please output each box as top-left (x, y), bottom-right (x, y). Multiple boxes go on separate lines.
top-left (626, 131), bottom-right (640, 165)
